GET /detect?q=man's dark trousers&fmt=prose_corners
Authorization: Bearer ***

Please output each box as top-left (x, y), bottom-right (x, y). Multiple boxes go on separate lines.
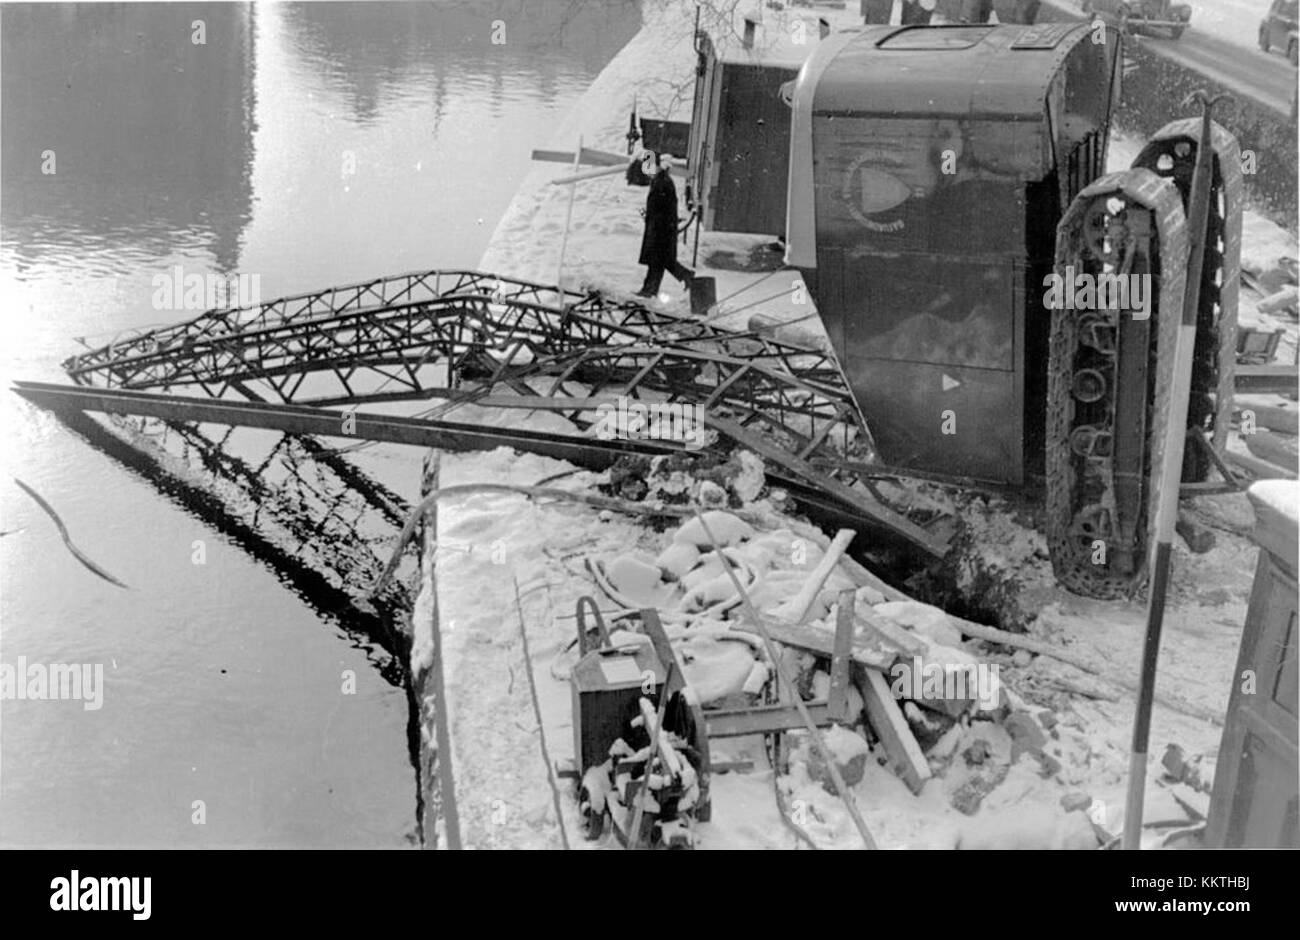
top-left (640, 260), bottom-right (693, 296)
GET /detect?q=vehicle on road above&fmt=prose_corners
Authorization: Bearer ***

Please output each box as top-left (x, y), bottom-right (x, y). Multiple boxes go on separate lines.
top-left (1081, 0), bottom-right (1192, 39)
top-left (1258, 0), bottom-right (1298, 65)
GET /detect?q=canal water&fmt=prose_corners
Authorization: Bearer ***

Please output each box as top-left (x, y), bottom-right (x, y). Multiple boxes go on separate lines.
top-left (0, 0), bottom-right (639, 847)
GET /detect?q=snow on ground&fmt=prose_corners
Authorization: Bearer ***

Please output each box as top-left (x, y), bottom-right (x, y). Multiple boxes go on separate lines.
top-left (421, 447), bottom-right (1145, 849)
top-left (417, 0), bottom-right (1300, 849)
top-left (423, 442), bottom-right (1251, 849)
top-left (425, 447), bottom-right (885, 849)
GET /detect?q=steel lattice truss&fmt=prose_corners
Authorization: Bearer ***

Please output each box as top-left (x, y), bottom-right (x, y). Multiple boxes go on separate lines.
top-left (48, 403), bottom-right (417, 684)
top-left (60, 269), bottom-right (954, 556)
top-left (166, 422), bottom-right (410, 600)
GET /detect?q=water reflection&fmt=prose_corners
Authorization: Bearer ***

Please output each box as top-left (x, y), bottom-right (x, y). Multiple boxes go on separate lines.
top-left (1, 2), bottom-right (256, 274)
top-left (282, 0), bottom-right (639, 125)
top-left (0, 0), bottom-right (642, 847)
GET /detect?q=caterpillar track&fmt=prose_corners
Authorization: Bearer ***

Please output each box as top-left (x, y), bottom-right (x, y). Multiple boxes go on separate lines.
top-left (1133, 119), bottom-right (1244, 482)
top-left (1047, 169), bottom-right (1189, 599)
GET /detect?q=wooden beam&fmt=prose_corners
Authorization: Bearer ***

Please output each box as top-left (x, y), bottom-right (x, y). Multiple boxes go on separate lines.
top-left (1226, 448), bottom-right (1298, 481)
top-left (706, 701), bottom-right (832, 738)
top-left (730, 616), bottom-right (897, 671)
top-left (773, 528), bottom-right (855, 623)
top-left (1242, 430), bottom-right (1298, 474)
top-left (531, 147), bottom-right (628, 167)
top-left (1235, 364), bottom-right (1298, 395)
top-left (858, 668), bottom-right (931, 795)
top-left (550, 162), bottom-right (691, 186)
top-left (857, 610), bottom-right (927, 658)
top-left (827, 590), bottom-right (856, 721)
top-left (549, 164), bottom-right (630, 186)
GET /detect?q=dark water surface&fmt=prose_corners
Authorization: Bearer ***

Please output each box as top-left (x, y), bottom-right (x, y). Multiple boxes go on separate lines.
top-left (0, 0), bottom-right (639, 847)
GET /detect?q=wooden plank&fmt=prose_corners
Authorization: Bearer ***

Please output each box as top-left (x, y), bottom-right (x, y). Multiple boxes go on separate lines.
top-left (857, 610), bottom-right (928, 657)
top-left (1255, 287), bottom-right (1298, 315)
top-left (773, 528), bottom-right (855, 623)
top-left (1235, 364), bottom-right (1299, 395)
top-left (1242, 430), bottom-right (1298, 473)
top-left (1226, 448), bottom-right (1298, 481)
top-left (531, 147), bottom-right (628, 167)
top-left (551, 162), bottom-right (691, 186)
top-left (1166, 782), bottom-right (1211, 822)
top-left (549, 164), bottom-right (630, 186)
top-left (706, 702), bottom-right (832, 738)
top-left (827, 589), bottom-right (856, 721)
top-left (730, 617), bottom-right (897, 670)
top-left (1246, 483), bottom-right (1299, 570)
top-left (858, 668), bottom-right (931, 796)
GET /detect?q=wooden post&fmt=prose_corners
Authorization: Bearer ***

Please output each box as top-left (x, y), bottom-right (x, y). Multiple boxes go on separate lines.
top-left (555, 134), bottom-right (582, 308)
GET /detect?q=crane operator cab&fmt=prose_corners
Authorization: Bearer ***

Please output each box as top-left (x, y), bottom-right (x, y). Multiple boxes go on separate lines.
top-left (784, 22), bottom-right (1121, 485)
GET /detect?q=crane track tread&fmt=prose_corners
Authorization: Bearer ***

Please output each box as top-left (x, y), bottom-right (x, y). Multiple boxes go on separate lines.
top-left (1047, 167), bottom-right (1188, 600)
top-left (1134, 118), bottom-right (1244, 481)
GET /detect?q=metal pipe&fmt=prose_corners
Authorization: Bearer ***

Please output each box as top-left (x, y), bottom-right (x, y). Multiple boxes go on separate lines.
top-left (1122, 89), bottom-right (1231, 851)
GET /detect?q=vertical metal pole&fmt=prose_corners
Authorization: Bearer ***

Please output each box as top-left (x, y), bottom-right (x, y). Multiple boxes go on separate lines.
top-left (1122, 90), bottom-right (1228, 850)
top-left (555, 134), bottom-right (582, 308)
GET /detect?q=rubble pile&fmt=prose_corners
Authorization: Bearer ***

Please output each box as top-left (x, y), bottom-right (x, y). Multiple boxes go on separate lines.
top-left (571, 455), bottom-right (1230, 848)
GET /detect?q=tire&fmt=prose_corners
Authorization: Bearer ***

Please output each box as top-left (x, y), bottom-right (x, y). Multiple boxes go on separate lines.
top-left (1258, 26), bottom-right (1270, 51)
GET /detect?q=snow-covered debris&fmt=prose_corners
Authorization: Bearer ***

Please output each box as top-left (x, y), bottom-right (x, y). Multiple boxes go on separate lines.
top-left (1249, 480), bottom-right (1299, 527)
top-left (955, 803), bottom-right (1100, 850)
top-left (802, 724), bottom-right (873, 795)
top-left (672, 510), bottom-right (755, 549)
top-left (653, 541), bottom-right (701, 581)
top-left (873, 600), bottom-right (963, 648)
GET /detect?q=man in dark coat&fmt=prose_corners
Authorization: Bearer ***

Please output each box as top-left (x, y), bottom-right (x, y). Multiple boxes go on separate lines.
top-left (636, 152), bottom-right (693, 298)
